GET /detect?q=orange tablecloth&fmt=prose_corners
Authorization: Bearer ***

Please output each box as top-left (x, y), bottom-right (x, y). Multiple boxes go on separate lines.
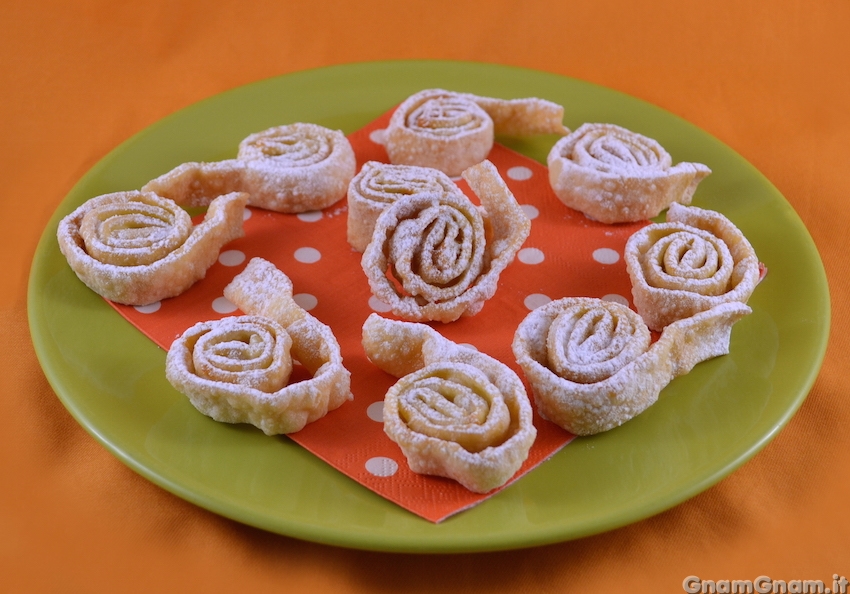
top-left (2, 1), bottom-right (847, 591)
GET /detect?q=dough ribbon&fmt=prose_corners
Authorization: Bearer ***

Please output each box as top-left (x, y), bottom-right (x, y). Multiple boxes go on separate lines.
top-left (143, 123), bottom-right (356, 214)
top-left (512, 297), bottom-right (751, 435)
top-left (57, 190), bottom-right (247, 305)
top-left (547, 123), bottom-right (711, 223)
top-left (362, 313), bottom-right (537, 493)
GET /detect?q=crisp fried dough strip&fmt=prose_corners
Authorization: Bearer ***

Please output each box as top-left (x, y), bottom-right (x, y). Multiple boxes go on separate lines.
top-left (547, 123), bottom-right (711, 223)
top-left (361, 160), bottom-right (530, 323)
top-left (461, 159), bottom-right (531, 260)
top-left (362, 314), bottom-right (536, 493)
top-left (346, 161), bottom-right (461, 252)
top-left (467, 93), bottom-right (569, 137)
top-left (166, 315), bottom-right (307, 435)
top-left (57, 190), bottom-right (247, 305)
top-left (220, 257), bottom-right (353, 427)
top-left (385, 89), bottom-right (567, 177)
top-left (512, 297), bottom-right (751, 435)
top-left (625, 203), bottom-right (762, 331)
top-left (143, 123), bottom-right (356, 214)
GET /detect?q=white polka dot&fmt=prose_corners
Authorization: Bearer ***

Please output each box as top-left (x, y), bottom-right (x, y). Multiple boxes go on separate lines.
top-left (507, 166), bottom-right (533, 181)
top-left (297, 210), bottom-right (323, 223)
top-left (366, 401), bottom-right (384, 422)
top-left (593, 248), bottom-right (620, 265)
top-left (365, 457), bottom-right (398, 477)
top-left (218, 250), bottom-right (246, 267)
top-left (524, 293), bottom-right (551, 310)
top-left (293, 293), bottom-right (318, 311)
top-left (242, 208), bottom-right (253, 221)
top-left (368, 296), bottom-right (393, 313)
top-left (602, 293), bottom-right (630, 306)
top-left (134, 302), bottom-right (161, 314)
top-left (369, 128), bottom-right (387, 145)
top-left (518, 247), bottom-right (545, 265)
top-left (520, 204), bottom-right (539, 220)
top-left (294, 247), bottom-right (321, 263)
top-left (212, 296), bottom-right (238, 314)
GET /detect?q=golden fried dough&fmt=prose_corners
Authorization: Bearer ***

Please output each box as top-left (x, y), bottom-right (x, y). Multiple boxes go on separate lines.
top-left (513, 297), bottom-right (751, 435)
top-left (386, 89), bottom-right (568, 177)
top-left (624, 203), bottom-right (761, 331)
top-left (360, 160), bottom-right (530, 322)
top-left (548, 123), bottom-right (711, 223)
top-left (363, 314), bottom-right (536, 493)
top-left (199, 257), bottom-right (354, 433)
top-left (143, 123), bottom-right (356, 214)
top-left (57, 190), bottom-right (247, 305)
top-left (346, 161), bottom-right (461, 253)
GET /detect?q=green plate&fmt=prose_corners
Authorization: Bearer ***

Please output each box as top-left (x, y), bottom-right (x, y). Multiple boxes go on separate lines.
top-left (27, 61), bottom-right (830, 553)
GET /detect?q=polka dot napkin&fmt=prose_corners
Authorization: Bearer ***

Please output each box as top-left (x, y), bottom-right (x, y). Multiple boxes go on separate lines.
top-left (108, 109), bottom-right (649, 523)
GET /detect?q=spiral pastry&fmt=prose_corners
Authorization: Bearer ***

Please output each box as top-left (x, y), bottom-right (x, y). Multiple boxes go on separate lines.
top-left (386, 89), bottom-right (568, 177)
top-left (57, 190), bottom-right (247, 305)
top-left (166, 315), bottom-right (303, 435)
top-left (547, 123), bottom-right (712, 223)
top-left (362, 314), bottom-right (536, 493)
top-left (390, 364), bottom-right (511, 455)
top-left (346, 161), bottom-right (462, 252)
top-left (361, 160), bottom-right (530, 323)
top-left (625, 203), bottom-right (762, 331)
top-left (142, 122), bottom-right (356, 213)
top-left (512, 297), bottom-right (752, 435)
top-left (220, 257), bottom-right (353, 432)
top-left (190, 316), bottom-right (292, 392)
top-left (543, 299), bottom-right (652, 384)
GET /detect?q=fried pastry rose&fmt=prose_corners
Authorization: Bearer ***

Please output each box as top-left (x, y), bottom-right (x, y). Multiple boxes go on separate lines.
top-left (385, 88), bottom-right (568, 177)
top-left (166, 315), bottom-right (301, 435)
top-left (512, 297), bottom-right (752, 435)
top-left (346, 161), bottom-right (460, 252)
top-left (191, 257), bottom-right (353, 433)
top-left (56, 190), bottom-right (247, 305)
top-left (624, 203), bottom-right (762, 331)
top-left (142, 123), bottom-right (356, 213)
top-left (547, 123), bottom-right (711, 223)
top-left (362, 314), bottom-right (537, 493)
top-left (361, 160), bottom-right (531, 323)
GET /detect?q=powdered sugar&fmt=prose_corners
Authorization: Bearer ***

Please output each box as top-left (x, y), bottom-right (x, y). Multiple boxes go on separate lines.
top-left (143, 123), bottom-right (356, 214)
top-left (56, 190), bottom-right (247, 305)
top-left (363, 314), bottom-right (536, 493)
top-left (547, 123), bottom-right (712, 224)
top-left (360, 160), bottom-right (529, 323)
top-left (385, 89), bottom-right (568, 178)
top-left (624, 204), bottom-right (761, 331)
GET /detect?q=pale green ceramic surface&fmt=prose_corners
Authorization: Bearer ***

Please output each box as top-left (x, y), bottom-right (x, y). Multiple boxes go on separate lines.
top-left (28, 61), bottom-right (830, 553)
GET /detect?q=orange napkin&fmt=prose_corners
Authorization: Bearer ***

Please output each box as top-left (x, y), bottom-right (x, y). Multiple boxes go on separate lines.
top-left (108, 110), bottom-right (648, 522)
